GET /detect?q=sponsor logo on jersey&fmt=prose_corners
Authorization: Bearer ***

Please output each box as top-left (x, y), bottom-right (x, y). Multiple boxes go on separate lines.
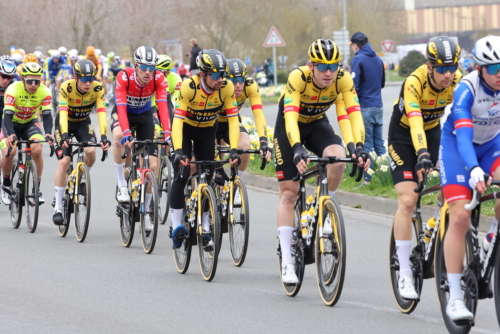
top-left (409, 102), bottom-right (420, 108)
top-left (199, 102), bottom-right (205, 107)
top-left (354, 97), bottom-right (359, 103)
top-left (439, 99), bottom-right (446, 104)
top-left (284, 97), bottom-right (293, 104)
top-left (233, 101), bottom-right (238, 106)
top-left (388, 145), bottom-right (404, 166)
top-left (276, 171), bottom-right (284, 179)
top-left (403, 171), bottom-right (413, 179)
top-left (208, 102), bottom-right (214, 106)
top-left (321, 96), bottom-right (328, 101)
top-left (457, 175), bottom-right (465, 182)
top-left (76, 99), bottom-right (81, 103)
top-left (273, 137), bottom-right (283, 165)
top-left (428, 100), bottom-right (435, 105)
top-left (311, 96), bottom-right (318, 100)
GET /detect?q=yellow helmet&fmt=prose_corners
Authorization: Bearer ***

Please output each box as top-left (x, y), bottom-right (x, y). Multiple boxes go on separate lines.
top-left (308, 39), bottom-right (341, 64)
top-left (25, 53), bottom-right (38, 63)
top-left (21, 62), bottom-right (43, 76)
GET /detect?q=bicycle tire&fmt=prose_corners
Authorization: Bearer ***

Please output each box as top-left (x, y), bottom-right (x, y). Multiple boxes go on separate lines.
top-left (173, 196), bottom-right (192, 274)
top-left (25, 161), bottom-right (39, 233)
top-left (10, 164), bottom-right (22, 229)
top-left (494, 239), bottom-right (500, 328)
top-left (119, 170), bottom-right (135, 247)
top-left (74, 164), bottom-right (91, 242)
top-left (389, 217), bottom-right (422, 314)
top-left (58, 188), bottom-right (72, 237)
top-left (158, 156), bottom-right (172, 225)
top-left (197, 185), bottom-right (220, 281)
top-left (316, 198), bottom-right (346, 306)
top-left (229, 178), bottom-right (250, 267)
top-left (140, 170), bottom-right (159, 254)
top-left (435, 216), bottom-right (476, 334)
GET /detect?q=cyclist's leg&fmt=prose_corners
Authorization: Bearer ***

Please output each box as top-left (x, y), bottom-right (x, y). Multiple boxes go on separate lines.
top-left (53, 115), bottom-right (72, 212)
top-left (74, 119), bottom-right (98, 168)
top-left (236, 125), bottom-right (250, 177)
top-left (110, 106), bottom-right (127, 189)
top-left (25, 120), bottom-right (45, 180)
top-left (0, 130), bottom-right (18, 188)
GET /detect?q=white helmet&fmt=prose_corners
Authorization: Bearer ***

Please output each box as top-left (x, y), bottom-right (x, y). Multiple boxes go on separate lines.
top-left (33, 51), bottom-right (43, 60)
top-left (51, 50), bottom-right (60, 58)
top-left (69, 53), bottom-right (79, 61)
top-left (134, 46), bottom-right (158, 65)
top-left (58, 46), bottom-right (67, 54)
top-left (0, 58), bottom-right (17, 75)
top-left (473, 35), bottom-right (500, 66)
top-left (69, 49), bottom-right (78, 55)
top-left (11, 53), bottom-right (23, 63)
top-left (95, 49), bottom-right (102, 56)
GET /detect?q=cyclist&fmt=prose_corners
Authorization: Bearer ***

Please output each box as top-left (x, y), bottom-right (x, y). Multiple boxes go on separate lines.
top-left (169, 49), bottom-right (241, 248)
top-left (274, 39), bottom-right (369, 284)
top-left (95, 49), bottom-right (108, 96)
top-left (216, 58), bottom-right (271, 182)
top-left (0, 57), bottom-right (19, 178)
top-left (388, 36), bottom-right (462, 299)
top-left (156, 54), bottom-right (181, 119)
top-left (83, 46), bottom-right (103, 82)
top-left (438, 35), bottom-right (500, 321)
top-left (0, 62), bottom-right (53, 205)
top-left (106, 52), bottom-right (122, 99)
top-left (47, 50), bottom-right (66, 91)
top-left (65, 52), bottom-right (80, 80)
top-left (51, 59), bottom-right (110, 224)
top-left (111, 46), bottom-right (170, 231)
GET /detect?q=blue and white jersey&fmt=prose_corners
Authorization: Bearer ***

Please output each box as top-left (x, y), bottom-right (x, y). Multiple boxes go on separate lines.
top-left (46, 56), bottom-right (67, 79)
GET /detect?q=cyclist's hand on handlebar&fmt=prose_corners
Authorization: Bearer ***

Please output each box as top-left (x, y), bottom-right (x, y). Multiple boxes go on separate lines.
top-left (214, 166), bottom-right (229, 186)
top-left (229, 148), bottom-right (241, 167)
top-left (60, 133), bottom-right (71, 148)
top-left (415, 151), bottom-right (433, 182)
top-left (100, 135), bottom-right (111, 151)
top-left (5, 134), bottom-right (17, 148)
top-left (120, 134), bottom-right (135, 148)
top-left (172, 149), bottom-right (188, 167)
top-left (292, 143), bottom-right (309, 174)
top-left (353, 143), bottom-right (370, 171)
top-left (45, 134), bottom-right (55, 145)
top-left (259, 138), bottom-right (272, 161)
top-left (469, 166), bottom-right (490, 194)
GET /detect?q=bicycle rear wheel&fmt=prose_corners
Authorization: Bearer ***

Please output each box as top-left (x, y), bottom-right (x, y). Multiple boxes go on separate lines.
top-left (494, 238), bottom-right (500, 328)
top-left (74, 164), bottom-right (91, 242)
top-left (173, 190), bottom-right (192, 274)
top-left (58, 188), bottom-right (72, 237)
top-left (197, 186), bottom-right (220, 281)
top-left (119, 169), bottom-right (135, 247)
top-left (24, 161), bottom-right (39, 233)
top-left (140, 170), bottom-right (159, 254)
top-left (10, 165), bottom-right (22, 229)
top-left (435, 217), bottom-right (476, 334)
top-left (158, 156), bottom-right (172, 225)
top-left (229, 178), bottom-right (249, 267)
top-left (315, 198), bottom-right (346, 306)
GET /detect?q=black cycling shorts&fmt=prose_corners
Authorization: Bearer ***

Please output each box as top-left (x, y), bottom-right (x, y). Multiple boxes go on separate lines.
top-left (388, 122), bottom-right (440, 185)
top-left (273, 98), bottom-right (342, 182)
top-left (110, 105), bottom-right (158, 157)
top-left (215, 120), bottom-right (248, 146)
top-left (54, 112), bottom-right (97, 158)
top-left (3, 118), bottom-right (44, 141)
top-left (109, 68), bottom-right (121, 78)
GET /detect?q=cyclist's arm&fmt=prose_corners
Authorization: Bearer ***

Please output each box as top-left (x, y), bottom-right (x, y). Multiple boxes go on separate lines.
top-left (283, 69), bottom-right (306, 147)
top-left (115, 70), bottom-right (131, 135)
top-left (224, 80), bottom-right (240, 149)
top-left (246, 80), bottom-right (267, 140)
top-left (58, 84), bottom-right (70, 134)
top-left (334, 93), bottom-right (355, 148)
top-left (169, 73), bottom-right (182, 100)
top-left (3, 92), bottom-right (17, 137)
top-left (404, 75), bottom-right (427, 156)
top-left (155, 72), bottom-right (170, 138)
top-left (171, 80), bottom-right (191, 150)
top-left (337, 71), bottom-right (364, 145)
top-left (96, 61), bottom-right (103, 78)
top-left (95, 83), bottom-right (108, 136)
top-left (40, 90), bottom-right (53, 134)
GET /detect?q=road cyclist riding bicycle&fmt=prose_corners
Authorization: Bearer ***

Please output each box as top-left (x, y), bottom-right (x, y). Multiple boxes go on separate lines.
top-left (274, 39), bottom-right (370, 285)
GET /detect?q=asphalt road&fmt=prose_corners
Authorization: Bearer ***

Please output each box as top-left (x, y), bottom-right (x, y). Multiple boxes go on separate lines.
top-left (0, 111), bottom-right (498, 333)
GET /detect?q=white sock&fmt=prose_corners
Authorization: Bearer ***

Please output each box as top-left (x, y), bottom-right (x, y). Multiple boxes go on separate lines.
top-left (171, 208), bottom-right (184, 229)
top-left (328, 190), bottom-right (336, 199)
top-left (448, 273), bottom-right (463, 302)
top-left (115, 163), bottom-right (127, 187)
top-left (433, 199), bottom-right (443, 219)
top-left (87, 166), bottom-right (92, 173)
top-left (54, 186), bottom-right (65, 210)
top-left (202, 212), bottom-right (210, 231)
top-left (145, 193), bottom-right (152, 211)
top-left (488, 218), bottom-right (499, 235)
top-left (238, 170), bottom-right (245, 179)
top-left (278, 226), bottom-right (295, 265)
top-left (395, 240), bottom-right (412, 277)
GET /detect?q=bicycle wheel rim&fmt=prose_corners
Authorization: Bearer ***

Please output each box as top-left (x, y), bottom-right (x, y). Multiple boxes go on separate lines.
top-left (158, 158), bottom-right (170, 224)
top-left (141, 170), bottom-right (159, 254)
top-left (58, 190), bottom-right (71, 237)
top-left (119, 173), bottom-right (135, 247)
top-left (10, 165), bottom-right (22, 228)
top-left (197, 186), bottom-right (220, 281)
top-left (24, 162), bottom-right (39, 233)
top-left (74, 164), bottom-right (91, 242)
top-left (173, 220), bottom-right (192, 273)
top-left (229, 179), bottom-right (249, 267)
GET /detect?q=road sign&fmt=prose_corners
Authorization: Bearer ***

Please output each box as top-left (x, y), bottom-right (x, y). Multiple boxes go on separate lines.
top-left (381, 40), bottom-right (394, 53)
top-left (278, 55), bottom-right (288, 64)
top-left (332, 30), bottom-right (350, 62)
top-left (263, 26), bottom-right (286, 47)
top-left (245, 57), bottom-right (251, 66)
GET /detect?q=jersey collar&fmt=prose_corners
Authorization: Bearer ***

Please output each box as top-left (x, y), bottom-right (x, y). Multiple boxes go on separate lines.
top-left (199, 77), bottom-right (214, 96)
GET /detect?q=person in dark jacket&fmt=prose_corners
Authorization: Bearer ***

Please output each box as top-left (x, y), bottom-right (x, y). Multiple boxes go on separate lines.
top-left (349, 31), bottom-right (386, 186)
top-left (186, 38), bottom-right (202, 75)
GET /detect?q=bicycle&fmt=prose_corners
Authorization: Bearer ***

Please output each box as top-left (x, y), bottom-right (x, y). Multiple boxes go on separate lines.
top-left (215, 146), bottom-right (267, 266)
top-left (157, 138), bottom-right (172, 225)
top-left (115, 138), bottom-right (163, 254)
top-left (171, 159), bottom-right (224, 282)
top-left (6, 138), bottom-right (50, 233)
top-left (434, 179), bottom-right (500, 333)
top-left (277, 155), bottom-right (364, 306)
top-left (389, 170), bottom-right (442, 314)
top-left (52, 140), bottom-right (107, 242)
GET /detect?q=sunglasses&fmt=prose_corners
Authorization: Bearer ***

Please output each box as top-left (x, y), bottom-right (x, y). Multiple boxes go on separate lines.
top-left (138, 64), bottom-right (156, 72)
top-left (79, 76), bottom-right (95, 83)
top-left (229, 77), bottom-right (245, 84)
top-left (485, 63), bottom-right (500, 75)
top-left (433, 64), bottom-right (458, 74)
top-left (205, 71), bottom-right (225, 80)
top-left (0, 74), bottom-right (13, 80)
top-left (25, 79), bottom-right (41, 85)
top-left (314, 63), bottom-right (340, 72)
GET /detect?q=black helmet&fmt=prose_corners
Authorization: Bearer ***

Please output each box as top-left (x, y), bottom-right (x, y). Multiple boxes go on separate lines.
top-left (74, 59), bottom-right (97, 77)
top-left (227, 58), bottom-right (247, 78)
top-left (196, 49), bottom-right (227, 73)
top-left (426, 36), bottom-right (460, 65)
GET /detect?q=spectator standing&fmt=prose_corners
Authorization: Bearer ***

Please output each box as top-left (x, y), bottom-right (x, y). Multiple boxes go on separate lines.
top-left (349, 31), bottom-right (386, 187)
top-left (263, 58), bottom-right (274, 86)
top-left (178, 63), bottom-right (188, 80)
top-left (186, 38), bottom-right (202, 75)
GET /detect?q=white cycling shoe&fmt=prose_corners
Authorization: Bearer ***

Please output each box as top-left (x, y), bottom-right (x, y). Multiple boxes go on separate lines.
top-left (446, 299), bottom-right (473, 322)
top-left (1, 186), bottom-right (11, 205)
top-left (281, 264), bottom-right (299, 284)
top-left (398, 276), bottom-right (418, 299)
top-left (144, 214), bottom-right (154, 232)
top-left (117, 186), bottom-right (130, 202)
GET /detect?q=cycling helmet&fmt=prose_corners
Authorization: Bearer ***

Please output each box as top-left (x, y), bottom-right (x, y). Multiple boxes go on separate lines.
top-left (227, 58), bottom-right (247, 78)
top-left (196, 49), bottom-right (227, 73)
top-left (11, 53), bottom-right (23, 64)
top-left (69, 49), bottom-right (78, 56)
top-left (0, 55), bottom-right (12, 61)
top-left (107, 51), bottom-right (115, 59)
top-left (25, 53), bottom-right (38, 63)
top-left (95, 49), bottom-right (102, 56)
top-left (0, 58), bottom-right (17, 75)
top-left (69, 53), bottom-right (79, 61)
top-left (16, 49), bottom-right (25, 56)
top-left (427, 36), bottom-right (460, 65)
top-left (473, 35), bottom-right (500, 66)
top-left (73, 59), bottom-right (97, 77)
top-left (58, 46), bottom-right (67, 54)
top-left (125, 59), bottom-right (132, 67)
top-left (86, 46), bottom-right (95, 56)
top-left (51, 50), bottom-right (61, 58)
top-left (156, 55), bottom-right (174, 71)
top-left (134, 46), bottom-right (158, 65)
top-left (33, 51), bottom-right (43, 60)
top-left (21, 62), bottom-right (43, 76)
top-left (308, 39), bottom-right (341, 64)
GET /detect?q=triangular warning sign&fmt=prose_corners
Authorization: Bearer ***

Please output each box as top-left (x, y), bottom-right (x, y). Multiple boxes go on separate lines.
top-left (263, 26), bottom-right (286, 47)
top-left (381, 40), bottom-right (394, 52)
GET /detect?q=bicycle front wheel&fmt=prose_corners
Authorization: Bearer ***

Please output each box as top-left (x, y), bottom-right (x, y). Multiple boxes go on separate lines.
top-left (197, 186), bottom-right (220, 281)
top-left (10, 165), bottom-right (22, 229)
top-left (315, 198), bottom-right (346, 306)
top-left (74, 164), bottom-right (91, 242)
top-left (494, 237), bottom-right (500, 328)
top-left (24, 161), bottom-right (39, 233)
top-left (119, 169), bottom-right (135, 247)
top-left (158, 156), bottom-right (172, 225)
top-left (140, 170), bottom-right (159, 254)
top-left (58, 188), bottom-right (72, 237)
top-left (229, 178), bottom-right (249, 267)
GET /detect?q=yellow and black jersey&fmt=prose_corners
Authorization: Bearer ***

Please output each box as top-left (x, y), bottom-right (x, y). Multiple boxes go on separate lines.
top-left (390, 64), bottom-right (462, 152)
top-left (58, 80), bottom-right (107, 136)
top-left (172, 75), bottom-right (239, 150)
top-left (219, 77), bottom-right (267, 139)
top-left (281, 65), bottom-right (364, 148)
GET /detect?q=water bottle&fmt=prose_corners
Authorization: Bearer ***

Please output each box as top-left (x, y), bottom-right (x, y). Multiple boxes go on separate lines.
top-left (481, 233), bottom-right (494, 262)
top-left (18, 165), bottom-right (25, 184)
top-left (300, 210), bottom-right (309, 237)
top-left (424, 217), bottom-right (436, 243)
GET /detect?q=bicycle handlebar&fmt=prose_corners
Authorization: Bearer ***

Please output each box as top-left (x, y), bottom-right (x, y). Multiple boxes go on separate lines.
top-left (293, 155), bottom-right (359, 182)
top-left (121, 139), bottom-right (166, 160)
top-left (217, 147), bottom-right (267, 170)
top-left (465, 175), bottom-right (496, 210)
top-left (5, 139), bottom-right (49, 158)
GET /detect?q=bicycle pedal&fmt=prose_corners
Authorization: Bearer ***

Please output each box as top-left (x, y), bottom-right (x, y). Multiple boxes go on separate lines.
top-left (453, 319), bottom-right (472, 327)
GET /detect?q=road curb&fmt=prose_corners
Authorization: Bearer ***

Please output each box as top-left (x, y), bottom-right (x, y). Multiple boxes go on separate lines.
top-left (243, 172), bottom-right (493, 233)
